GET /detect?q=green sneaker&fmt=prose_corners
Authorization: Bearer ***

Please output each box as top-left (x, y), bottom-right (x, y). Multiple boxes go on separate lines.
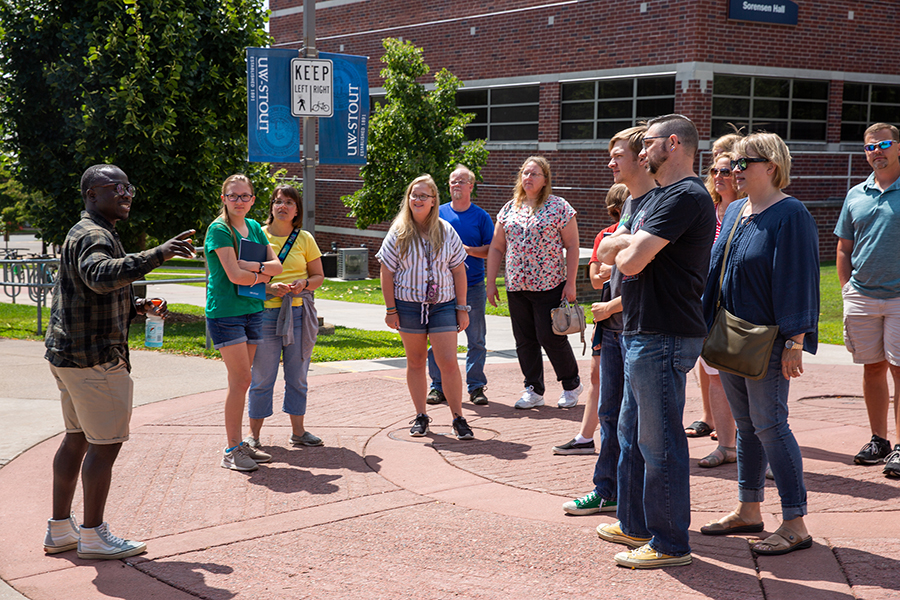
top-left (426, 389), bottom-right (446, 405)
top-left (562, 491), bottom-right (617, 515)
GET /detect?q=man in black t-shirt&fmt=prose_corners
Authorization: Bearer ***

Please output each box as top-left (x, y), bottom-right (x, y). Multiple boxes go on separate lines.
top-left (595, 114), bottom-right (715, 569)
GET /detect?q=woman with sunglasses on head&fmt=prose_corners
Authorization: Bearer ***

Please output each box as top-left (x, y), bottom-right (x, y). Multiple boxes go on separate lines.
top-left (486, 156), bottom-right (582, 410)
top-left (205, 174), bottom-right (283, 472)
top-left (699, 133), bottom-right (819, 557)
top-left (245, 185), bottom-right (324, 452)
top-left (690, 149), bottom-right (746, 469)
top-left (377, 174), bottom-right (474, 440)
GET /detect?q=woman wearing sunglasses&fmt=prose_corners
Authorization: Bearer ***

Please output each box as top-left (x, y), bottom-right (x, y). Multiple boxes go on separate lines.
top-left (699, 133), bottom-right (819, 556)
top-left (205, 174), bottom-right (283, 472)
top-left (377, 174), bottom-right (475, 440)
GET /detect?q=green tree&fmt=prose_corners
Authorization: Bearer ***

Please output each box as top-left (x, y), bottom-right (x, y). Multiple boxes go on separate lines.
top-left (0, 156), bottom-right (40, 244)
top-left (0, 0), bottom-right (275, 250)
top-left (342, 38), bottom-right (488, 229)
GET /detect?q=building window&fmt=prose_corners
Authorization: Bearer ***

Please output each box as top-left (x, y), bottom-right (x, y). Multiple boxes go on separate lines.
top-left (842, 83), bottom-right (900, 142)
top-left (711, 75), bottom-right (829, 142)
top-left (560, 76), bottom-right (676, 140)
top-left (457, 86), bottom-right (539, 141)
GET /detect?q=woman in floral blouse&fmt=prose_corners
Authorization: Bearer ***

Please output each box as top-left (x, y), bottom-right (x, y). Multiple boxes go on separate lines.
top-left (487, 156), bottom-right (583, 409)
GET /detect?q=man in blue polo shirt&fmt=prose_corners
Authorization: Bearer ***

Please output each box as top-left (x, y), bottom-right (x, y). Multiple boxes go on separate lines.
top-left (427, 165), bottom-right (494, 406)
top-left (835, 122), bottom-right (900, 478)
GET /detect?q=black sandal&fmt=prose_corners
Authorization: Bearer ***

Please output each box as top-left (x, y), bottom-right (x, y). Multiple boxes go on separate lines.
top-left (685, 420), bottom-right (713, 438)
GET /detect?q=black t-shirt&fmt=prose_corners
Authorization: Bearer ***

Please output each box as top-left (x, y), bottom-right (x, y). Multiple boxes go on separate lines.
top-left (621, 176), bottom-right (715, 337)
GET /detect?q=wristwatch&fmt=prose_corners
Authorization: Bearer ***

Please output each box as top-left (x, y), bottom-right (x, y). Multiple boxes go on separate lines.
top-left (784, 339), bottom-right (801, 350)
top-left (455, 304), bottom-right (471, 312)
top-left (259, 262), bottom-right (266, 274)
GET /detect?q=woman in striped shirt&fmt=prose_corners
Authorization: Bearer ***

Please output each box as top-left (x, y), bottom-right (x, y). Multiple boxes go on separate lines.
top-left (377, 174), bottom-right (474, 440)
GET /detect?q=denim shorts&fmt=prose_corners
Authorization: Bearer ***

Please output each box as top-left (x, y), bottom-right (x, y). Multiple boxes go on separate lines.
top-left (207, 312), bottom-right (264, 349)
top-left (396, 299), bottom-right (458, 334)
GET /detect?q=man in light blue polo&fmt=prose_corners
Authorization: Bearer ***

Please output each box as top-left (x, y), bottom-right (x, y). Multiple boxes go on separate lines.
top-left (835, 122), bottom-right (900, 478)
top-left (426, 165), bottom-right (494, 406)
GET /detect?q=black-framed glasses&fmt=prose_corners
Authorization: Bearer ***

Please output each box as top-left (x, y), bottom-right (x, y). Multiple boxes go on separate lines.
top-left (864, 140), bottom-right (895, 152)
top-left (224, 193), bottom-right (253, 203)
top-left (410, 193), bottom-right (435, 201)
top-left (710, 168), bottom-right (733, 178)
top-left (91, 182), bottom-right (136, 197)
top-left (731, 157), bottom-right (768, 171)
top-left (641, 135), bottom-right (668, 148)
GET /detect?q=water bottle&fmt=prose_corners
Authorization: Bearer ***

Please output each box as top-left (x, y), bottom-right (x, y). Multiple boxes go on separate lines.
top-left (144, 299), bottom-right (164, 348)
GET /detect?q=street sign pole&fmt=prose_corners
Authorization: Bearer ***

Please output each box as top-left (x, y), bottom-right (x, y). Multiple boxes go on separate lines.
top-left (302, 0), bottom-right (316, 234)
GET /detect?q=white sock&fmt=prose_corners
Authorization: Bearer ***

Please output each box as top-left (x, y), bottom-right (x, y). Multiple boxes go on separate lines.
top-left (574, 434), bottom-right (593, 444)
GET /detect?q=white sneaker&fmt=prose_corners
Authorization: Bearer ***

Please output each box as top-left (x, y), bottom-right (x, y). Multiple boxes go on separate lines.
top-left (557, 383), bottom-right (584, 408)
top-left (222, 442), bottom-right (260, 471)
top-left (44, 514), bottom-right (80, 554)
top-left (77, 522), bottom-right (146, 560)
top-left (514, 386), bottom-right (544, 409)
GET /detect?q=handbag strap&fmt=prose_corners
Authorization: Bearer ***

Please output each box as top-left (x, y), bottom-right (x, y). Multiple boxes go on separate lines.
top-left (714, 200), bottom-right (748, 310)
top-left (277, 228), bottom-right (301, 263)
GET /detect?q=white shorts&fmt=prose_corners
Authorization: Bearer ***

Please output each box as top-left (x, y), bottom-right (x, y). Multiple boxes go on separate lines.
top-left (842, 283), bottom-right (900, 365)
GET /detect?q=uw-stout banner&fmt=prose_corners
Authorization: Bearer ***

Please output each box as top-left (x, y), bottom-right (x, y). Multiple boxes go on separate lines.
top-left (728, 0), bottom-right (798, 25)
top-left (246, 48), bottom-right (369, 165)
top-left (318, 52), bottom-right (369, 165)
top-left (247, 48), bottom-right (301, 163)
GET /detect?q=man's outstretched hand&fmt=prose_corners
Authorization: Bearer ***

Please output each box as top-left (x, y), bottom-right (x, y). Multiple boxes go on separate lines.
top-left (159, 230), bottom-right (196, 261)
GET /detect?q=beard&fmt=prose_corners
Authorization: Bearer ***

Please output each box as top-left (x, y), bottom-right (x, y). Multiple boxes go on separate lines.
top-left (647, 150), bottom-right (667, 175)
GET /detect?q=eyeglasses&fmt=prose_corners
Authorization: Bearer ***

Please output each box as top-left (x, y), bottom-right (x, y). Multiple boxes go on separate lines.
top-left (710, 168), bottom-right (733, 178)
top-left (730, 157), bottom-right (769, 171)
top-left (224, 193), bottom-right (253, 203)
top-left (273, 198), bottom-right (296, 206)
top-left (91, 182), bottom-right (136, 197)
top-left (410, 193), bottom-right (435, 201)
top-left (449, 179), bottom-right (470, 186)
top-left (641, 135), bottom-right (669, 148)
top-left (863, 140), bottom-right (895, 152)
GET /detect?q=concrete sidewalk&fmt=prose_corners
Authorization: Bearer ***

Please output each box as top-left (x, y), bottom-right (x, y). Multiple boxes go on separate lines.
top-left (1, 334), bottom-right (899, 599)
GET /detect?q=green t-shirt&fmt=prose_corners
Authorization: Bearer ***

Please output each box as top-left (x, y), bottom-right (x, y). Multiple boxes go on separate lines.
top-left (204, 218), bottom-right (268, 318)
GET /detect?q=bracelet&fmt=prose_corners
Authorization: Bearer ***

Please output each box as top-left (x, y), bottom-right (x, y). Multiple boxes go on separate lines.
top-left (385, 306), bottom-right (397, 314)
top-left (455, 304), bottom-right (471, 313)
top-left (252, 272), bottom-right (259, 286)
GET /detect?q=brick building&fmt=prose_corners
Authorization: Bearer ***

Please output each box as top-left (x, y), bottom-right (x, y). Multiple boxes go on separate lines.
top-left (269, 0), bottom-right (900, 284)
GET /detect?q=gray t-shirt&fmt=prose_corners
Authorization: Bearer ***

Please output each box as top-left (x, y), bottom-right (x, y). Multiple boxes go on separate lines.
top-left (603, 191), bottom-right (650, 332)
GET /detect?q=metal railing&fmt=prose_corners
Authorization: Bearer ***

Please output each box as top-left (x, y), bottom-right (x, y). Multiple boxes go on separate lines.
top-left (0, 257), bottom-right (58, 334)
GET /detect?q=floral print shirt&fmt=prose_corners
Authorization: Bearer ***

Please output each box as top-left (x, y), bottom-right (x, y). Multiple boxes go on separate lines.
top-left (497, 194), bottom-right (576, 292)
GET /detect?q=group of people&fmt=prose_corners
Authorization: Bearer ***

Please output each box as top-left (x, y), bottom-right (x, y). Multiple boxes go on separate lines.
top-left (40, 118), bottom-right (900, 567)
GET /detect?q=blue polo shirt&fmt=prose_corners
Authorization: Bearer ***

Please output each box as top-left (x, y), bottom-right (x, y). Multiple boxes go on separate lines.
top-left (834, 172), bottom-right (900, 299)
top-left (439, 201), bottom-right (493, 287)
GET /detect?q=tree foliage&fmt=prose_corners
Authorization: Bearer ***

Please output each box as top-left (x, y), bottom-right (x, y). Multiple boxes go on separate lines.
top-left (0, 155), bottom-right (41, 241)
top-left (0, 0), bottom-right (275, 250)
top-left (342, 38), bottom-right (489, 229)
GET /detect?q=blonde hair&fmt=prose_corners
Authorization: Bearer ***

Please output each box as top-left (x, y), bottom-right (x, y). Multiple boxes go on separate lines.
top-left (712, 133), bottom-right (743, 157)
top-left (608, 126), bottom-right (647, 158)
top-left (513, 156), bottom-right (552, 210)
top-left (704, 151), bottom-right (746, 206)
top-left (734, 132), bottom-right (792, 190)
top-left (390, 174), bottom-right (444, 259)
top-left (864, 122), bottom-right (900, 142)
top-left (605, 183), bottom-right (629, 221)
top-left (216, 174), bottom-right (255, 247)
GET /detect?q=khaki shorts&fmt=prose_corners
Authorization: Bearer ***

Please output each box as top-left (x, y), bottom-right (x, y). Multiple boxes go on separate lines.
top-left (49, 359), bottom-right (134, 445)
top-left (842, 283), bottom-right (900, 365)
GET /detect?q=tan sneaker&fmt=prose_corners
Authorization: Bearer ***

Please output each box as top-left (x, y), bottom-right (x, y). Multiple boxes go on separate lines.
top-left (596, 521), bottom-right (651, 548)
top-left (614, 543), bottom-right (692, 569)
top-left (242, 436), bottom-right (272, 463)
top-left (222, 443), bottom-right (259, 471)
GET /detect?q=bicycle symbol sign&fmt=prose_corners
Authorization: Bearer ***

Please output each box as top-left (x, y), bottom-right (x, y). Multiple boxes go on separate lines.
top-left (290, 58), bottom-right (334, 118)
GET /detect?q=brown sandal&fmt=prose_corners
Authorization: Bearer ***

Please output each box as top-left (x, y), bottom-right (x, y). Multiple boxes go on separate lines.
top-left (698, 446), bottom-right (737, 468)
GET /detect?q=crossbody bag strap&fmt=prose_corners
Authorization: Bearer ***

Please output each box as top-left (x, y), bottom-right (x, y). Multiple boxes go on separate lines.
top-left (715, 200), bottom-right (748, 310)
top-left (277, 228), bottom-right (301, 263)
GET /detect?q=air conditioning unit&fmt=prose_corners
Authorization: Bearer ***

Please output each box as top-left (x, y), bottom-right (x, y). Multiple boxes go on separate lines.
top-left (337, 248), bottom-right (368, 280)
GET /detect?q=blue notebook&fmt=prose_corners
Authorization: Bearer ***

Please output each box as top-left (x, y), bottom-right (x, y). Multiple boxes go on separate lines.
top-left (237, 238), bottom-right (268, 299)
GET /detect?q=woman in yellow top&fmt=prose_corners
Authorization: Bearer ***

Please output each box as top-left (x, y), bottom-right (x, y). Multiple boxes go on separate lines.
top-left (246, 185), bottom-right (325, 450)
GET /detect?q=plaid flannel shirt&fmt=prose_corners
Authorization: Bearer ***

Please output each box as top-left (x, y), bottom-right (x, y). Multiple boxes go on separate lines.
top-left (44, 210), bottom-right (164, 370)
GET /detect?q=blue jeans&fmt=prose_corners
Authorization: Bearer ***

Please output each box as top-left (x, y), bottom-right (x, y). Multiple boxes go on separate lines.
top-left (617, 333), bottom-right (703, 557)
top-left (428, 283), bottom-right (488, 393)
top-left (592, 328), bottom-right (625, 501)
top-left (248, 307), bottom-right (311, 418)
top-left (719, 344), bottom-right (807, 521)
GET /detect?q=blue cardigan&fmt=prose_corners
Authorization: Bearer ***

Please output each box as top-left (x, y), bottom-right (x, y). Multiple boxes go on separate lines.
top-left (702, 197), bottom-right (820, 354)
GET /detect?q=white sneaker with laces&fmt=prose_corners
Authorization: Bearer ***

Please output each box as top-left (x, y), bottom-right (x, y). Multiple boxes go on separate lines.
top-left (222, 442), bottom-right (260, 471)
top-left (44, 514), bottom-right (80, 554)
top-left (77, 522), bottom-right (146, 560)
top-left (558, 383), bottom-right (584, 408)
top-left (514, 386), bottom-right (544, 409)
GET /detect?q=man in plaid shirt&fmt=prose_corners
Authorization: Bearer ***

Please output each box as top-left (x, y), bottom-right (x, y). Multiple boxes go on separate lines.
top-left (42, 164), bottom-right (195, 560)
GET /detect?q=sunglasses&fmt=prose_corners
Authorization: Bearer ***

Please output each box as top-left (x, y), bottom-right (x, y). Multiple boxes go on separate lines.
top-left (711, 168), bottom-right (732, 178)
top-left (90, 182), bottom-right (136, 197)
top-left (730, 157), bottom-right (768, 171)
top-left (863, 140), bottom-right (895, 152)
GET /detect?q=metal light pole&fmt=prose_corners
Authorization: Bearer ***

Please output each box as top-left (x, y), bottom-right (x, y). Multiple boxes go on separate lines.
top-left (301, 0), bottom-right (316, 233)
